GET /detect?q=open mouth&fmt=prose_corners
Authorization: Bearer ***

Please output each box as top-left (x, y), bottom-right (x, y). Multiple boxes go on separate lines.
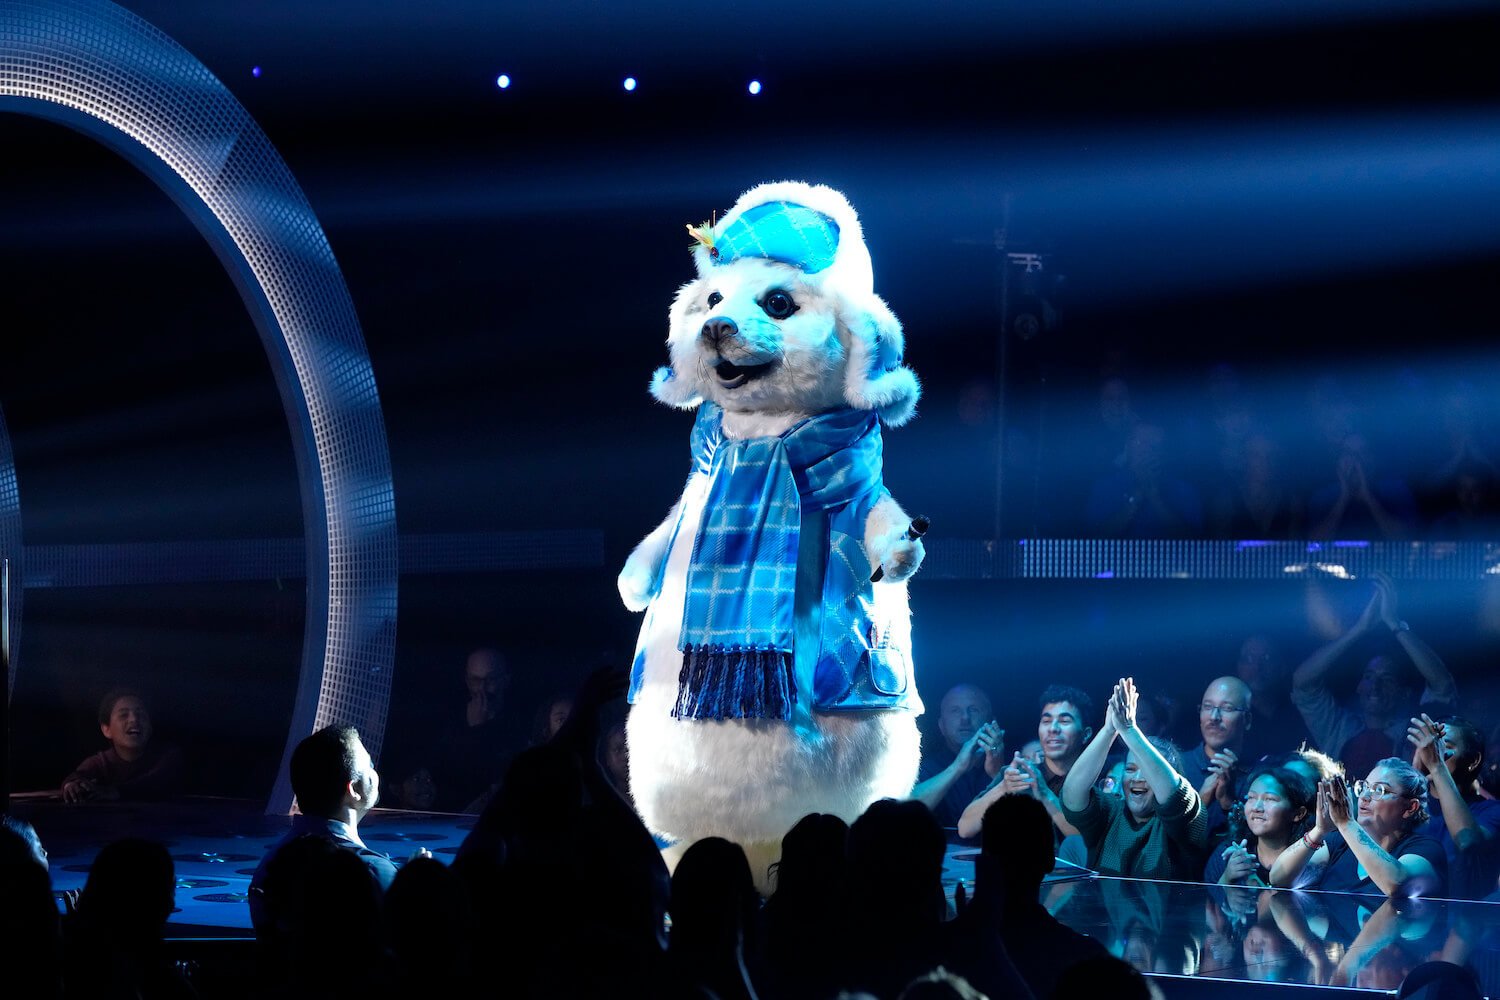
top-left (713, 358), bottom-right (778, 388)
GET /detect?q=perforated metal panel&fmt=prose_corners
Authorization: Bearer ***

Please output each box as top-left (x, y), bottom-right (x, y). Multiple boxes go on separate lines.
top-left (0, 0), bottom-right (399, 812)
top-left (0, 403), bottom-right (20, 698)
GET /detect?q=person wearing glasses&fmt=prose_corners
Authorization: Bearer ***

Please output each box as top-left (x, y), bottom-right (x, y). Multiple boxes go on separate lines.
top-left (1178, 677), bottom-right (1255, 840)
top-left (1060, 677), bottom-right (1208, 880)
top-left (1268, 758), bottom-right (1446, 898)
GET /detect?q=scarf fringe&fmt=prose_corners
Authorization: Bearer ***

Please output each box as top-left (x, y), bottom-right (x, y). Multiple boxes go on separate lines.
top-left (672, 646), bottom-right (795, 721)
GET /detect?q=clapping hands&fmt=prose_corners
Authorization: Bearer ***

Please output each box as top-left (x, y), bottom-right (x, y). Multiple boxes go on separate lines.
top-left (1199, 749), bottom-right (1241, 810)
top-left (1407, 712), bottom-right (1447, 775)
top-left (1106, 677), bottom-right (1138, 732)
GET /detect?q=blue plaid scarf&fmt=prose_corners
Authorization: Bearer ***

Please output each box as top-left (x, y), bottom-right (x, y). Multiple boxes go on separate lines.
top-left (675, 402), bottom-right (884, 720)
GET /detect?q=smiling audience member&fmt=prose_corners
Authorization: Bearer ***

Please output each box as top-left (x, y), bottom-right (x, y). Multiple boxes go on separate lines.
top-left (958, 685), bottom-right (1093, 843)
top-left (1061, 677), bottom-right (1208, 880)
top-left (1270, 759), bottom-right (1446, 898)
top-left (1292, 573), bottom-right (1457, 779)
top-left (60, 689), bottom-right (184, 802)
top-left (1407, 714), bottom-right (1500, 899)
top-left (1204, 764), bottom-right (1316, 887)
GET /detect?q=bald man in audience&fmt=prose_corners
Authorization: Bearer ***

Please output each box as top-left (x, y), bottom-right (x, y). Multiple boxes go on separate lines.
top-left (1179, 676), bottom-right (1255, 839)
top-left (911, 684), bottom-right (1003, 830)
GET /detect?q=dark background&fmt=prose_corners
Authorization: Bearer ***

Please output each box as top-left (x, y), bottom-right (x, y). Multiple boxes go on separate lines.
top-left (3, 0), bottom-right (1498, 798)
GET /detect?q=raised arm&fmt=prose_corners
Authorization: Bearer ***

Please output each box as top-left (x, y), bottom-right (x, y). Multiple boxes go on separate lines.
top-left (1269, 780), bottom-right (1336, 888)
top-left (1293, 588), bottom-right (1379, 695)
top-left (1324, 775), bottom-right (1438, 897)
top-left (617, 489), bottom-right (691, 611)
top-left (1410, 715), bottom-right (1488, 852)
top-left (1062, 697), bottom-right (1118, 812)
top-left (1109, 677), bottom-right (1179, 805)
top-left (1375, 573), bottom-right (1456, 703)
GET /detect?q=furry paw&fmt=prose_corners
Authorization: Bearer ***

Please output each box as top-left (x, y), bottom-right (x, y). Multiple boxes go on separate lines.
top-left (617, 556), bottom-right (658, 612)
top-left (871, 535), bottom-right (925, 583)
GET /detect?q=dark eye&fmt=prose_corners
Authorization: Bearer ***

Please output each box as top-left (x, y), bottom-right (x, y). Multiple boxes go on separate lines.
top-left (761, 289), bottom-right (799, 320)
top-left (706, 291), bottom-right (723, 308)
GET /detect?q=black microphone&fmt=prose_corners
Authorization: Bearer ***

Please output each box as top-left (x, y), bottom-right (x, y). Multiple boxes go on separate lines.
top-left (870, 515), bottom-right (930, 583)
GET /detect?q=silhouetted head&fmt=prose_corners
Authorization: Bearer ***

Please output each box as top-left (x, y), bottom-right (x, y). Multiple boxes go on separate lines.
top-left (78, 837), bottom-right (175, 942)
top-left (386, 856), bottom-right (471, 983)
top-left (848, 799), bottom-right (946, 926)
top-left (2, 815), bottom-right (48, 869)
top-left (290, 725), bottom-right (378, 821)
top-left (670, 837), bottom-right (757, 959)
top-left (980, 794), bottom-right (1055, 893)
top-left (770, 812), bottom-right (848, 898)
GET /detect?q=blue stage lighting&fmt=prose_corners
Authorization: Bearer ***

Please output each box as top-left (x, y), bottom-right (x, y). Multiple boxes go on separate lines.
top-left (748, 80), bottom-right (762, 95)
top-left (251, 66), bottom-right (261, 78)
top-left (623, 76), bottom-right (637, 92)
top-left (495, 73), bottom-right (510, 90)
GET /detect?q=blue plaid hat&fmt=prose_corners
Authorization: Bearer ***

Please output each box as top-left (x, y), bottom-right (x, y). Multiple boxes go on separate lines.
top-left (709, 200), bottom-right (841, 274)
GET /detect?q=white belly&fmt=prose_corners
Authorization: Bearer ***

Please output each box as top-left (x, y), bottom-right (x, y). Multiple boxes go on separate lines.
top-left (626, 476), bottom-right (920, 846)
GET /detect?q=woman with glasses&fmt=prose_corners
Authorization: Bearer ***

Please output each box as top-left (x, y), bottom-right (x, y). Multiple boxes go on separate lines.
top-left (1204, 764), bottom-right (1316, 887)
top-left (1268, 758), bottom-right (1447, 897)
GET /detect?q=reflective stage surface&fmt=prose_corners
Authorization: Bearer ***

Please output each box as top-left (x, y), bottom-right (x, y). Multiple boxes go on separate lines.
top-left (18, 796), bottom-right (1500, 994)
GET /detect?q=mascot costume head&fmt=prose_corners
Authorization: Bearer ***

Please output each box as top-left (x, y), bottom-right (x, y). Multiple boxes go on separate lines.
top-left (618, 182), bottom-right (926, 886)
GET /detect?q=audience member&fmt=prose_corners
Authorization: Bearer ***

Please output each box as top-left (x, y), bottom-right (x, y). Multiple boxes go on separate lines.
top-left (256, 835), bottom-right (385, 999)
top-left (455, 667), bottom-right (671, 997)
top-left (911, 684), bottom-right (1002, 830)
top-left (764, 813), bottom-right (850, 1000)
top-left (0, 819), bottom-right (62, 999)
top-left (61, 837), bottom-right (194, 999)
top-left (437, 647), bottom-right (522, 810)
top-left (384, 758), bottom-right (439, 811)
top-left (957, 685), bottom-right (1092, 843)
top-left (668, 837), bottom-right (762, 1000)
top-left (1292, 573), bottom-right (1457, 778)
top-left (531, 693), bottom-right (575, 746)
top-left (1234, 634), bottom-right (1311, 759)
top-left (1270, 760), bottom-right (1446, 898)
top-left (249, 725), bottom-right (411, 934)
top-left (843, 800), bottom-right (953, 998)
top-left (1203, 764), bottom-right (1316, 887)
top-left (1209, 431), bottom-right (1303, 539)
top-left (1061, 677), bottom-right (1208, 880)
top-left (1086, 423), bottom-right (1204, 538)
top-left (61, 688), bottom-right (185, 802)
top-left (386, 855), bottom-right (473, 996)
top-left (1308, 433), bottom-right (1418, 540)
top-left (1408, 714), bottom-right (1500, 899)
top-left (601, 717), bottom-right (632, 801)
top-left (964, 795), bottom-right (1109, 998)
top-left (1178, 676), bottom-right (1255, 839)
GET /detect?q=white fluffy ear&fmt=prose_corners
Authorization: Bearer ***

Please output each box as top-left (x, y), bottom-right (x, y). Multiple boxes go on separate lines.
top-left (649, 279), bottom-right (707, 409)
top-left (650, 365), bottom-right (702, 409)
top-left (843, 295), bottom-right (920, 427)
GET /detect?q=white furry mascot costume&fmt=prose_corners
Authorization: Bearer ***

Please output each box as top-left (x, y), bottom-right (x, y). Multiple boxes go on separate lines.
top-left (618, 181), bottom-right (926, 873)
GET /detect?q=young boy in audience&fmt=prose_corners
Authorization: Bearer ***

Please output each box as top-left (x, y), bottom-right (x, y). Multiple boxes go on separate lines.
top-left (1060, 677), bottom-right (1208, 881)
top-left (60, 689), bottom-right (184, 802)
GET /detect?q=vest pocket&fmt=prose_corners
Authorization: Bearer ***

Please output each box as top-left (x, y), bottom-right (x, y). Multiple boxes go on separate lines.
top-left (868, 647), bottom-right (908, 696)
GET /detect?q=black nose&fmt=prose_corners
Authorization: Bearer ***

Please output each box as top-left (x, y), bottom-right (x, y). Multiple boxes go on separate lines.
top-left (701, 317), bottom-right (738, 346)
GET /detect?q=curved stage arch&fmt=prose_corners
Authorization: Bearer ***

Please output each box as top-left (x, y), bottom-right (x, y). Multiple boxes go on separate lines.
top-left (0, 0), bottom-right (399, 812)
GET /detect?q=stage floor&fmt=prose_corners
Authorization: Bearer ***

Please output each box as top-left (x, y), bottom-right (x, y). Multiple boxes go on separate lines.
top-left (14, 795), bottom-right (1500, 995)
